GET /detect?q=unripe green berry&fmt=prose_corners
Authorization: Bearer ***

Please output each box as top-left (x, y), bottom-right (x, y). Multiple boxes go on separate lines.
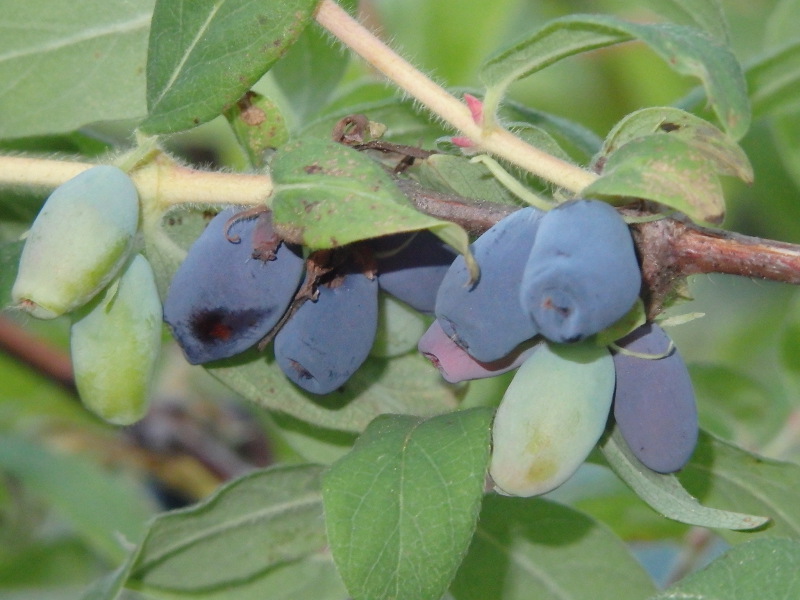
top-left (12, 165), bottom-right (139, 319)
top-left (490, 342), bottom-right (614, 497)
top-left (70, 254), bottom-right (162, 425)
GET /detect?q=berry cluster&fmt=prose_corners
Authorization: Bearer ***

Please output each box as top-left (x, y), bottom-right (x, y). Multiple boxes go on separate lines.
top-left (163, 210), bottom-right (455, 395)
top-left (162, 198), bottom-right (697, 485)
top-left (416, 199), bottom-right (698, 492)
top-left (12, 166), bottom-right (162, 425)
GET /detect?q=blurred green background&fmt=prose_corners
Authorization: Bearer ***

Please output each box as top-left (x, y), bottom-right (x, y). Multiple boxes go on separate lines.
top-left (1, 0), bottom-right (800, 597)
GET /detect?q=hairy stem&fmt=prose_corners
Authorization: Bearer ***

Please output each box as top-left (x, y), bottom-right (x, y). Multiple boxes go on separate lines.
top-left (314, 0), bottom-right (597, 193)
top-left (0, 155), bottom-right (272, 209)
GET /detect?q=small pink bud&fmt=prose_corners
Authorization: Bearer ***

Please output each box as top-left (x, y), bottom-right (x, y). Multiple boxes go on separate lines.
top-left (464, 93), bottom-right (484, 125)
top-left (451, 136), bottom-right (476, 148)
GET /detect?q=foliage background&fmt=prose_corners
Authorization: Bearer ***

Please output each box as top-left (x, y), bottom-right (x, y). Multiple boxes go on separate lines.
top-left (1, 0), bottom-right (800, 598)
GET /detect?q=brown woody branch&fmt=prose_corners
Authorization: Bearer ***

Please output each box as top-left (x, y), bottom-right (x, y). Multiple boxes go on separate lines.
top-left (393, 178), bottom-right (800, 319)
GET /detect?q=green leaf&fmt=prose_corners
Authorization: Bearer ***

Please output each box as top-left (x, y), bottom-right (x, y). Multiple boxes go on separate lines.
top-left (599, 426), bottom-right (769, 530)
top-left (302, 89), bottom-right (448, 147)
top-left (0, 433), bottom-right (155, 563)
top-left (129, 558), bottom-right (348, 600)
top-left (597, 107), bottom-right (752, 183)
top-left (499, 100), bottom-right (603, 161)
top-left (747, 40), bottom-right (800, 118)
top-left (127, 465), bottom-right (328, 593)
top-left (680, 431), bottom-right (800, 541)
top-left (270, 17), bottom-right (352, 124)
top-left (513, 123), bottom-right (573, 164)
top-left (268, 411), bottom-right (358, 465)
top-left (82, 551), bottom-right (140, 600)
top-left (640, 0), bottom-right (730, 44)
top-left (0, 538), bottom-right (100, 589)
top-left (141, 0), bottom-right (318, 134)
top-left (207, 347), bottom-right (461, 433)
top-left (649, 538), bottom-right (800, 600)
top-left (415, 154), bottom-right (524, 205)
top-left (450, 496), bottom-right (657, 600)
top-left (481, 14), bottom-right (749, 139)
top-left (583, 134), bottom-right (726, 224)
top-left (323, 409), bottom-right (493, 600)
top-left (690, 364), bottom-right (790, 450)
top-left (0, 0), bottom-right (153, 139)
top-left (270, 136), bottom-right (475, 274)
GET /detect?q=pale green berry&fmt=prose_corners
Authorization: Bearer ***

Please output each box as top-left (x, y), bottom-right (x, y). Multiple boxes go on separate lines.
top-left (490, 342), bottom-right (614, 497)
top-left (12, 165), bottom-right (139, 319)
top-left (70, 254), bottom-right (162, 425)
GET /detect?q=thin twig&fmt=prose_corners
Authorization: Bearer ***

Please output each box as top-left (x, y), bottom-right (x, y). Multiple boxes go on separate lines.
top-left (0, 316), bottom-right (76, 393)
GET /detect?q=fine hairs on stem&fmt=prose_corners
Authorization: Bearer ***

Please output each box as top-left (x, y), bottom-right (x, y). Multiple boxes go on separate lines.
top-left (313, 0), bottom-right (597, 193)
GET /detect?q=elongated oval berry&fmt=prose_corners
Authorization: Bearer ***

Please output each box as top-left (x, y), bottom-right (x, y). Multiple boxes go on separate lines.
top-left (490, 342), bottom-right (615, 497)
top-left (12, 165), bottom-right (139, 319)
top-left (164, 208), bottom-right (304, 364)
top-left (418, 320), bottom-right (539, 384)
top-left (70, 254), bottom-right (162, 425)
top-left (275, 267), bottom-right (378, 395)
top-left (612, 323), bottom-right (698, 473)
top-left (520, 199), bottom-right (640, 343)
top-left (374, 230), bottom-right (457, 314)
top-left (435, 207), bottom-right (543, 362)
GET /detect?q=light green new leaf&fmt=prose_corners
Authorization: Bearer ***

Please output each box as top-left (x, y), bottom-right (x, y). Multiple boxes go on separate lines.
top-left (583, 134), bottom-right (726, 224)
top-left (649, 538), bottom-right (800, 600)
top-left (0, 0), bottom-right (153, 139)
top-left (481, 14), bottom-right (749, 139)
top-left (127, 465), bottom-right (328, 593)
top-left (680, 431), bottom-right (800, 541)
top-left (270, 136), bottom-right (475, 275)
top-left (599, 426), bottom-right (769, 531)
top-left (450, 496), bottom-right (656, 600)
top-left (141, 0), bottom-right (318, 134)
top-left (0, 433), bottom-right (155, 564)
top-left (323, 409), bottom-right (493, 600)
top-left (598, 107), bottom-right (752, 182)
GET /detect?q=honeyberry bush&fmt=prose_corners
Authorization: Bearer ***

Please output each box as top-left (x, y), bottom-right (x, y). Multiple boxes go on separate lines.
top-left (3, 0), bottom-right (800, 598)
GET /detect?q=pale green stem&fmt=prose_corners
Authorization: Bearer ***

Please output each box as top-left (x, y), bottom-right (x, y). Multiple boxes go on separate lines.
top-left (315, 0), bottom-right (598, 193)
top-left (0, 155), bottom-right (272, 210)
